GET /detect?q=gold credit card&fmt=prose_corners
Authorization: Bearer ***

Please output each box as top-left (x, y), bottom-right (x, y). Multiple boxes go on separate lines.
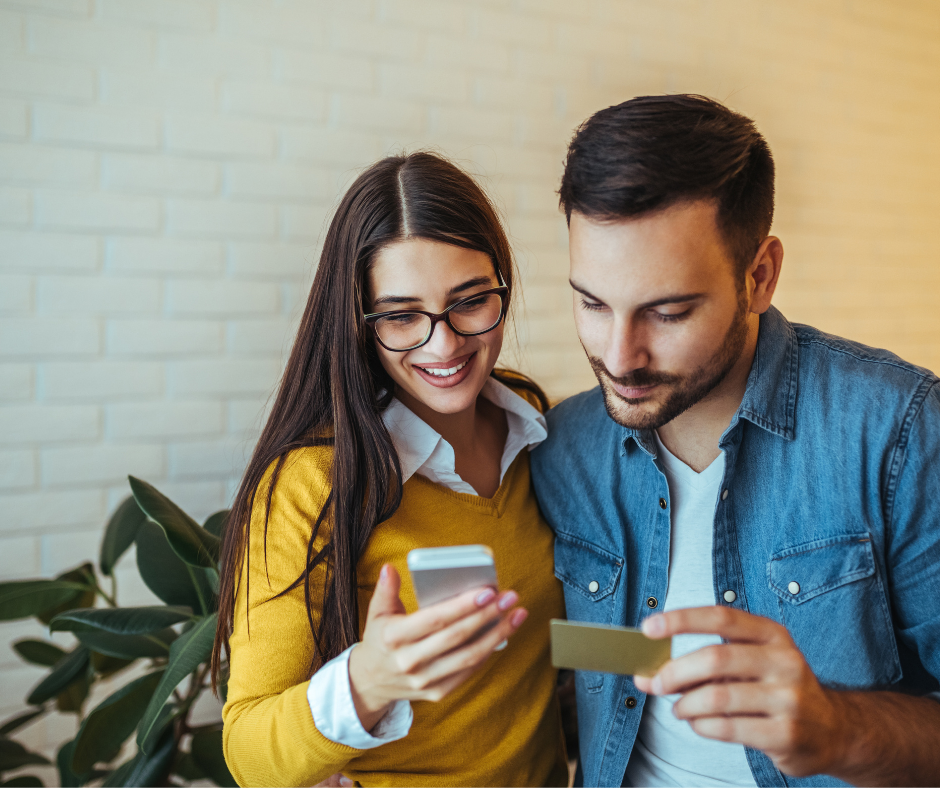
top-left (550, 619), bottom-right (672, 676)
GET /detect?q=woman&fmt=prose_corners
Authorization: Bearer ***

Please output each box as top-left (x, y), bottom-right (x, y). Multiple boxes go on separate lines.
top-left (212, 152), bottom-right (568, 787)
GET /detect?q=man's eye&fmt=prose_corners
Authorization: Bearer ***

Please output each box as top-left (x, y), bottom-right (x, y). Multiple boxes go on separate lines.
top-left (654, 310), bottom-right (690, 323)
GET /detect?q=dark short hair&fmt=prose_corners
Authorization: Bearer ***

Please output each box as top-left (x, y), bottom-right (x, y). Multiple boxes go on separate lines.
top-left (559, 94), bottom-right (775, 274)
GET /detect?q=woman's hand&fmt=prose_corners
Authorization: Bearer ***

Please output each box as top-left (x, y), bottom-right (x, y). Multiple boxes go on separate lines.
top-left (347, 563), bottom-right (527, 731)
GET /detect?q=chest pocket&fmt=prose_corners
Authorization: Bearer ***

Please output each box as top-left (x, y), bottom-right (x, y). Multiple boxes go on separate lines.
top-left (554, 532), bottom-right (623, 692)
top-left (768, 533), bottom-right (900, 688)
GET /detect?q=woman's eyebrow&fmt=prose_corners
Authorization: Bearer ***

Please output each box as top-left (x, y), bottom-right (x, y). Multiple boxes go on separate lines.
top-left (447, 275), bottom-right (495, 296)
top-left (372, 276), bottom-right (496, 309)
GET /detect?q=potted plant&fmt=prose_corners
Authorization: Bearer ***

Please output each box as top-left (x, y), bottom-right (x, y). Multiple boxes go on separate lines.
top-left (0, 478), bottom-right (236, 787)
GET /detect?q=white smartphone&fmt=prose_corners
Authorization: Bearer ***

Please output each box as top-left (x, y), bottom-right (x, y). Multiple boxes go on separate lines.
top-left (407, 544), bottom-right (498, 608)
top-left (406, 544), bottom-right (506, 649)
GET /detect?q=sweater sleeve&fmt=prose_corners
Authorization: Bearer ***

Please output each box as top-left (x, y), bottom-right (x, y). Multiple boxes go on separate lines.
top-left (222, 448), bottom-right (363, 787)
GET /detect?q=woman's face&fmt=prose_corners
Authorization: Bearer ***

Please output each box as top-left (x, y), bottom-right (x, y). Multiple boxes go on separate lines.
top-left (367, 238), bottom-right (504, 417)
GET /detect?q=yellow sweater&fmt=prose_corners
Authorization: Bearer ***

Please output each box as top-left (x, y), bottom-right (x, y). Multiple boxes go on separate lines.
top-left (222, 428), bottom-right (568, 786)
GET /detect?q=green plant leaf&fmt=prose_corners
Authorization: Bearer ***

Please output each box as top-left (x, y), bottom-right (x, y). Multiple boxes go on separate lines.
top-left (50, 606), bottom-right (192, 636)
top-left (135, 521), bottom-right (215, 612)
top-left (128, 477), bottom-right (220, 568)
top-left (26, 647), bottom-right (90, 706)
top-left (12, 639), bottom-right (66, 667)
top-left (0, 739), bottom-right (51, 771)
top-left (100, 754), bottom-right (136, 788)
top-left (136, 704), bottom-right (176, 758)
top-left (103, 732), bottom-right (174, 788)
top-left (190, 728), bottom-right (237, 787)
top-left (0, 580), bottom-right (88, 623)
top-left (89, 651), bottom-right (134, 677)
top-left (37, 565), bottom-right (97, 625)
top-left (0, 710), bottom-right (44, 737)
top-left (171, 752), bottom-right (205, 781)
top-left (203, 510), bottom-right (229, 538)
top-left (99, 497), bottom-right (149, 577)
top-left (70, 671), bottom-right (164, 775)
top-left (74, 629), bottom-right (175, 660)
top-left (1, 775), bottom-right (45, 786)
top-left (56, 739), bottom-right (86, 788)
top-left (137, 613), bottom-right (217, 753)
top-left (55, 671), bottom-right (91, 714)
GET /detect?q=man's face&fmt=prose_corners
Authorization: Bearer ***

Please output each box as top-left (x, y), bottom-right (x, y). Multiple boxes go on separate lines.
top-left (569, 200), bottom-right (754, 430)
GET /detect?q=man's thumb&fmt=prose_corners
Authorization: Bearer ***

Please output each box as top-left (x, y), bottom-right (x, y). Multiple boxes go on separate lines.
top-left (366, 564), bottom-right (405, 620)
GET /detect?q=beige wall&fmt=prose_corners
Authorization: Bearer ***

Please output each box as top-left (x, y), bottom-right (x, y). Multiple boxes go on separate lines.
top-left (1, 0), bottom-right (939, 774)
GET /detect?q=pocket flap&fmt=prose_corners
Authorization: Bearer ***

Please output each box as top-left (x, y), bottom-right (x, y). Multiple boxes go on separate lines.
top-left (768, 534), bottom-right (875, 605)
top-left (554, 532), bottom-right (623, 601)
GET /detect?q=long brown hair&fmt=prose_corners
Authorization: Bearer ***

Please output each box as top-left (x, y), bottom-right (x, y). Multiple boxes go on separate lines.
top-left (211, 152), bottom-right (546, 689)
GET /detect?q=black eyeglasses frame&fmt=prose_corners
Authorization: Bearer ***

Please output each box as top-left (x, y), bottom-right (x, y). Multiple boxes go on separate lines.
top-left (363, 285), bottom-right (509, 352)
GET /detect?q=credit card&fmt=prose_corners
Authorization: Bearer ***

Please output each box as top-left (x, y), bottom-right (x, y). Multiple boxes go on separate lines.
top-left (550, 619), bottom-right (672, 676)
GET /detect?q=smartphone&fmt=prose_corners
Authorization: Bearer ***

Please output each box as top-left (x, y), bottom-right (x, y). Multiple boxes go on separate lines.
top-left (407, 544), bottom-right (498, 607)
top-left (407, 544), bottom-right (506, 649)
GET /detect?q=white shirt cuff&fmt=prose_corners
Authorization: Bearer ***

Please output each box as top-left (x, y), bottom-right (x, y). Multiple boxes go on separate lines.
top-left (307, 644), bottom-right (413, 748)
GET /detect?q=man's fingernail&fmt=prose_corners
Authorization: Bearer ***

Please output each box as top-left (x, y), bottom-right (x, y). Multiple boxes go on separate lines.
top-left (642, 615), bottom-right (664, 636)
top-left (340, 779), bottom-right (354, 787)
top-left (498, 591), bottom-right (518, 611)
top-left (379, 565), bottom-right (388, 581)
top-left (651, 675), bottom-right (663, 694)
top-left (511, 608), bottom-right (528, 627)
top-left (476, 588), bottom-right (496, 606)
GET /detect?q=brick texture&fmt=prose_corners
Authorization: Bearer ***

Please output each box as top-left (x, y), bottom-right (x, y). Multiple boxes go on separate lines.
top-left (1, 0), bottom-right (939, 765)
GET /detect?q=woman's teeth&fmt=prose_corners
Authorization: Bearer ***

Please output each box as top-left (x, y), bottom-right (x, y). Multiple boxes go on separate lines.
top-left (418, 359), bottom-right (469, 378)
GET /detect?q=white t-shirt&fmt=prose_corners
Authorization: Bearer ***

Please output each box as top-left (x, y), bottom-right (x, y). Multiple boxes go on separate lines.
top-left (624, 434), bottom-right (756, 787)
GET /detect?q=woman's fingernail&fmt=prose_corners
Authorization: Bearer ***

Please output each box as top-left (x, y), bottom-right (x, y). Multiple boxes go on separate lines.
top-left (511, 608), bottom-right (528, 627)
top-left (340, 779), bottom-right (354, 787)
top-left (498, 591), bottom-right (518, 611)
top-left (379, 564), bottom-right (388, 582)
top-left (475, 588), bottom-right (496, 606)
top-left (651, 675), bottom-right (663, 694)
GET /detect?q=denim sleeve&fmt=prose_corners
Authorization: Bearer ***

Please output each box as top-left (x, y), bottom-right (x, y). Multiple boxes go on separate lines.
top-left (884, 379), bottom-right (940, 683)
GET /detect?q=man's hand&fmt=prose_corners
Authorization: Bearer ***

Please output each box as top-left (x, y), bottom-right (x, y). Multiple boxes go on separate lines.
top-left (633, 606), bottom-right (940, 786)
top-left (633, 606), bottom-right (849, 778)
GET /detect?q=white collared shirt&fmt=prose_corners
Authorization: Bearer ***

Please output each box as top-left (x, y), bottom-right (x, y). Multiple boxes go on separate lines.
top-left (306, 377), bottom-right (547, 749)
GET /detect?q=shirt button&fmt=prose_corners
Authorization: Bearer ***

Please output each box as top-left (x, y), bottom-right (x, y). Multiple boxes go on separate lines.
top-left (721, 489), bottom-right (729, 501)
top-left (788, 581), bottom-right (801, 595)
top-left (723, 590), bottom-right (737, 603)
top-left (659, 498), bottom-right (667, 510)
top-left (625, 696), bottom-right (637, 708)
top-left (588, 581), bottom-right (599, 593)
top-left (646, 596), bottom-right (658, 609)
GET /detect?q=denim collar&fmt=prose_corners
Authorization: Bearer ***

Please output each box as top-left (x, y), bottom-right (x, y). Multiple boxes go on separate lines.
top-left (621, 305), bottom-right (799, 456)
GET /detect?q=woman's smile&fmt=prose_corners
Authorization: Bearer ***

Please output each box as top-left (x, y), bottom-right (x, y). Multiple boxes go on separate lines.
top-left (411, 352), bottom-right (476, 387)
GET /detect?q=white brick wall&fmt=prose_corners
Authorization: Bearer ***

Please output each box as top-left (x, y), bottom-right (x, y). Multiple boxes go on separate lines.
top-left (1, 0), bottom-right (940, 773)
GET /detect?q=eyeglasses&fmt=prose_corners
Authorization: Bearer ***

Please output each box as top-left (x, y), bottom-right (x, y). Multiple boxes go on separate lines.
top-left (364, 286), bottom-right (508, 352)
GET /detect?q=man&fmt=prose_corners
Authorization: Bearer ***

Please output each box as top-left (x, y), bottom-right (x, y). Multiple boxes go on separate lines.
top-left (531, 94), bottom-right (940, 787)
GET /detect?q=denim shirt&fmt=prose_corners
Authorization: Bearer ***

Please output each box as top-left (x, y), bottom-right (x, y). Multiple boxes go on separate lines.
top-left (532, 306), bottom-right (940, 787)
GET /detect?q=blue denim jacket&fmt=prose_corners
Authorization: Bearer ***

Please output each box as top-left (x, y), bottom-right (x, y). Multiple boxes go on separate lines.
top-left (532, 306), bottom-right (940, 787)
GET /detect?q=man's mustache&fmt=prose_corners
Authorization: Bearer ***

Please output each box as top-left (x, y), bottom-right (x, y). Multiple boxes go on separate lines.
top-left (587, 356), bottom-right (680, 388)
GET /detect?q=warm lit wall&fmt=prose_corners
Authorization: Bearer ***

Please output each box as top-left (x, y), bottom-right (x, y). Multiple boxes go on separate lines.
top-left (1, 0), bottom-right (939, 770)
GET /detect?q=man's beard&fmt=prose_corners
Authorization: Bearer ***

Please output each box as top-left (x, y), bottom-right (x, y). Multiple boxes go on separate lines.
top-left (589, 292), bottom-right (751, 431)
